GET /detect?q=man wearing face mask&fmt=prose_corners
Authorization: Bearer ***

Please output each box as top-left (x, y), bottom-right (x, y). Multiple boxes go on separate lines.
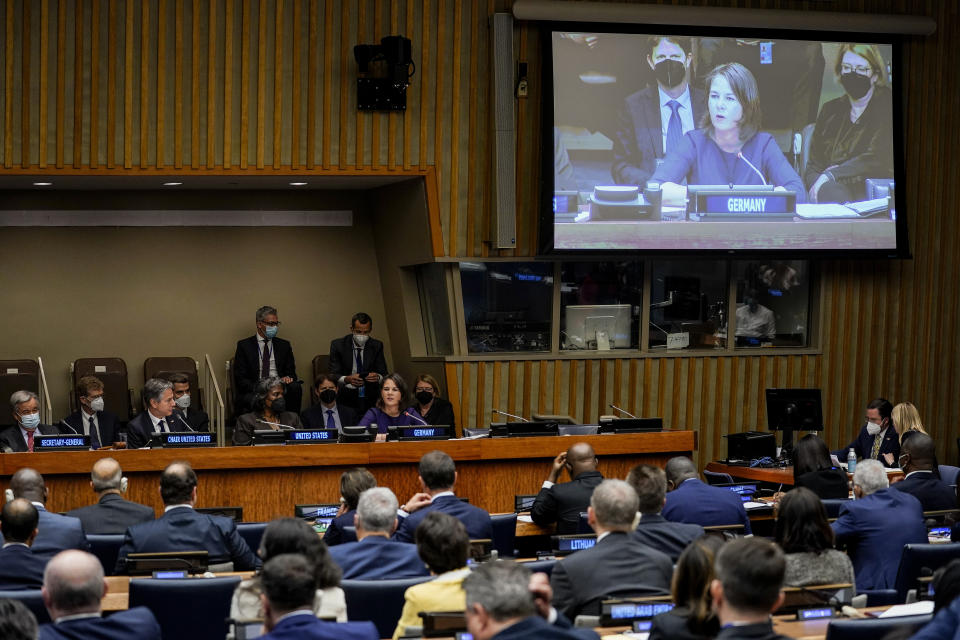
top-left (58, 376), bottom-right (119, 449)
top-left (301, 374), bottom-right (359, 430)
top-left (0, 390), bottom-right (59, 453)
top-left (167, 372), bottom-right (209, 432)
top-left (234, 305), bottom-right (303, 414)
top-left (612, 35), bottom-right (706, 189)
top-left (329, 312), bottom-right (389, 413)
top-left (838, 397), bottom-right (900, 468)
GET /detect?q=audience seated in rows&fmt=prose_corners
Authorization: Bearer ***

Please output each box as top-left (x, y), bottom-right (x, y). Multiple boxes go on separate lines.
top-left (125, 378), bottom-right (178, 449)
top-left (230, 518), bottom-right (346, 630)
top-left (233, 376), bottom-right (303, 445)
top-left (774, 487), bottom-right (856, 589)
top-left (64, 458), bottom-right (154, 534)
top-left (711, 537), bottom-right (792, 640)
top-left (0, 599), bottom-right (37, 640)
top-left (324, 468), bottom-right (377, 547)
top-left (60, 375), bottom-right (120, 449)
top-left (792, 434), bottom-right (849, 500)
top-left (328, 487), bottom-right (429, 580)
top-left (551, 479), bottom-right (673, 620)
top-left (0, 499), bottom-right (48, 591)
top-left (329, 312), bottom-right (389, 415)
top-left (832, 459), bottom-right (926, 591)
top-left (663, 456), bottom-right (753, 534)
top-left (301, 374), bottom-right (359, 431)
top-left (410, 374), bottom-right (457, 429)
top-left (115, 461), bottom-right (257, 573)
top-left (394, 511), bottom-right (472, 639)
top-left (168, 371), bottom-right (210, 432)
top-left (234, 305), bottom-right (303, 415)
top-left (531, 443), bottom-right (604, 535)
top-left (5, 468), bottom-right (89, 557)
top-left (628, 464), bottom-right (705, 562)
top-left (394, 450), bottom-right (493, 543)
top-left (892, 433), bottom-right (956, 511)
top-left (38, 550), bottom-right (162, 640)
top-left (0, 391), bottom-right (58, 453)
top-left (649, 536), bottom-right (723, 640)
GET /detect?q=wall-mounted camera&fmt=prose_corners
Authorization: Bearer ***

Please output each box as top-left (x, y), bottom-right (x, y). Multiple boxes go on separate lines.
top-left (353, 35), bottom-right (415, 112)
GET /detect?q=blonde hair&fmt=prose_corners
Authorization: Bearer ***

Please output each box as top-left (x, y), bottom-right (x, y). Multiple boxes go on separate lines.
top-left (835, 43), bottom-right (889, 87)
top-left (892, 402), bottom-right (927, 443)
top-left (415, 374), bottom-right (442, 399)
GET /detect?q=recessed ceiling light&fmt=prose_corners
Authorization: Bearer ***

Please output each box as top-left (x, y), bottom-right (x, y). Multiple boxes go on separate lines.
top-left (289, 181), bottom-right (308, 186)
top-left (33, 181), bottom-right (53, 186)
top-left (162, 181), bottom-right (183, 186)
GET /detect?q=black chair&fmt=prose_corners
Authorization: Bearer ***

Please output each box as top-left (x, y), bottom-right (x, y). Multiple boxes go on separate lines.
top-left (490, 513), bottom-right (517, 557)
top-left (128, 576), bottom-right (242, 640)
top-left (824, 614), bottom-right (932, 640)
top-left (342, 576), bottom-right (432, 639)
top-left (87, 533), bottom-right (125, 576)
top-left (893, 542), bottom-right (960, 603)
top-left (939, 465), bottom-right (960, 487)
top-left (519, 558), bottom-right (557, 578)
top-left (237, 522), bottom-right (268, 555)
top-left (0, 589), bottom-right (51, 624)
top-left (577, 512), bottom-right (591, 534)
top-left (821, 499), bottom-right (851, 519)
top-left (704, 470), bottom-right (734, 485)
top-left (341, 526), bottom-right (358, 543)
top-left (858, 589), bottom-right (899, 607)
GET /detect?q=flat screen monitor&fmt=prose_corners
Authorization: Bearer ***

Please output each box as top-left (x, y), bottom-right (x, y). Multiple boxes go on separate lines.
top-left (563, 304), bottom-right (632, 349)
top-left (196, 506), bottom-right (243, 522)
top-left (713, 482), bottom-right (760, 502)
top-left (540, 26), bottom-right (907, 257)
top-left (514, 494), bottom-right (538, 512)
top-left (765, 388), bottom-right (824, 431)
top-left (294, 504), bottom-right (339, 535)
top-left (124, 551), bottom-right (209, 576)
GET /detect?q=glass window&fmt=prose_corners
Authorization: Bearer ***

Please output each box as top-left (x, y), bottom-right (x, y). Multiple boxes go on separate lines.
top-left (733, 260), bottom-right (811, 348)
top-left (416, 264), bottom-right (454, 356)
top-left (460, 262), bottom-right (553, 353)
top-left (649, 260), bottom-right (728, 350)
top-left (560, 261), bottom-right (643, 350)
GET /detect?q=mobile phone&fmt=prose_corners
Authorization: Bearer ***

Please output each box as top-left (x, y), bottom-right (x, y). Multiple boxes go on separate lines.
top-left (455, 633), bottom-right (474, 640)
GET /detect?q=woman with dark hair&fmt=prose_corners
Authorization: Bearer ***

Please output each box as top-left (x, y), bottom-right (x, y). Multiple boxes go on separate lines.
top-left (323, 467), bottom-right (377, 546)
top-left (775, 487), bottom-right (855, 589)
top-left (792, 434), bottom-right (849, 499)
top-left (358, 373), bottom-right (424, 442)
top-left (232, 376), bottom-right (303, 446)
top-left (229, 518), bottom-right (346, 635)
top-left (649, 536), bottom-right (723, 640)
top-left (652, 62), bottom-right (805, 207)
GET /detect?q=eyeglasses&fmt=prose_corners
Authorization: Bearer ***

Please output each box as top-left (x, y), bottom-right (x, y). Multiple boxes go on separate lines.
top-left (261, 321), bottom-right (281, 327)
top-left (840, 63), bottom-right (872, 76)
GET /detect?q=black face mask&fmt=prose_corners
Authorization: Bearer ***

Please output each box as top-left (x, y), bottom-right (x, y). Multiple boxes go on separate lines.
top-left (319, 389), bottom-right (337, 404)
top-left (840, 72), bottom-right (872, 100)
top-left (654, 59), bottom-right (686, 89)
top-left (270, 397), bottom-right (286, 413)
top-left (415, 391), bottom-right (434, 405)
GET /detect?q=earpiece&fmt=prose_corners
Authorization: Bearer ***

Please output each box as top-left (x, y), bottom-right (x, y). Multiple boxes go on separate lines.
top-left (4, 488), bottom-right (13, 503)
top-left (120, 477), bottom-right (129, 493)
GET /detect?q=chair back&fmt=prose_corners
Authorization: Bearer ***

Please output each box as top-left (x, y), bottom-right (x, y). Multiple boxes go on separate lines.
top-left (777, 583), bottom-right (853, 614)
top-left (310, 355), bottom-right (331, 403)
top-left (577, 512), bottom-right (592, 534)
top-left (0, 589), bottom-right (51, 624)
top-left (893, 542), bottom-right (960, 603)
top-left (237, 522), bottom-right (268, 554)
top-left (518, 558), bottom-right (557, 578)
top-left (938, 465), bottom-right (960, 487)
top-left (824, 614), bottom-right (932, 640)
top-left (0, 360), bottom-right (39, 427)
top-left (821, 498), bottom-right (851, 519)
top-left (702, 524), bottom-right (746, 540)
top-left (87, 533), bottom-right (125, 576)
top-left (128, 575), bottom-right (242, 640)
top-left (490, 513), bottom-right (517, 558)
top-left (703, 470), bottom-right (734, 485)
top-left (144, 357), bottom-right (203, 412)
top-left (341, 576), bottom-right (432, 639)
top-left (857, 589), bottom-right (899, 607)
top-left (341, 526), bottom-right (358, 543)
top-left (73, 357), bottom-right (132, 418)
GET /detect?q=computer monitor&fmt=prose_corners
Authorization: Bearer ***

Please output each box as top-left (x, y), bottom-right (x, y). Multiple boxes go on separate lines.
top-left (196, 506), bottom-right (243, 521)
top-left (338, 425), bottom-right (376, 443)
top-left (514, 494), bottom-right (537, 512)
top-left (124, 551), bottom-right (209, 576)
top-left (713, 482), bottom-right (760, 503)
top-left (563, 304), bottom-right (632, 350)
top-left (765, 388), bottom-right (823, 457)
top-left (295, 504), bottom-right (340, 535)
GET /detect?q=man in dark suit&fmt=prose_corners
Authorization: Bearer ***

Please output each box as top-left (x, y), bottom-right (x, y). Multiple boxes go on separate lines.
top-left (328, 487), bottom-right (428, 580)
top-left (328, 312), bottom-right (389, 413)
top-left (839, 397), bottom-right (900, 467)
top-left (301, 374), bottom-right (359, 429)
top-left (550, 480), bottom-right (673, 619)
top-left (58, 375), bottom-right (119, 449)
top-left (39, 549), bottom-right (162, 640)
top-left (167, 372), bottom-right (210, 431)
top-left (0, 499), bottom-right (48, 590)
top-left (531, 442), bottom-right (604, 534)
top-left (234, 305), bottom-right (302, 414)
top-left (711, 538), bottom-right (792, 640)
top-left (832, 459), bottom-right (927, 591)
top-left (612, 35), bottom-right (706, 187)
top-left (627, 464), bottom-right (704, 562)
top-left (662, 457), bottom-right (753, 534)
top-left (394, 450), bottom-right (493, 543)
top-left (65, 458), bottom-right (154, 534)
top-left (6, 468), bottom-right (89, 557)
top-left (259, 554), bottom-right (379, 640)
top-left (125, 378), bottom-right (178, 449)
top-left (892, 433), bottom-right (956, 511)
top-left (0, 390), bottom-right (59, 452)
top-left (114, 461), bottom-right (257, 573)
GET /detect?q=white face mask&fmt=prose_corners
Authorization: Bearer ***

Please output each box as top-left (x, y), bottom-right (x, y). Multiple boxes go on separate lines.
top-left (19, 413), bottom-right (40, 430)
top-left (89, 397), bottom-right (105, 412)
top-left (175, 393), bottom-right (191, 410)
top-left (866, 421), bottom-right (883, 436)
top-left (353, 334), bottom-right (370, 347)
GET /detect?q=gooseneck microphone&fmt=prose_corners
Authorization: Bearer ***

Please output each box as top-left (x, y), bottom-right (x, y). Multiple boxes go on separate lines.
top-left (404, 411), bottom-right (429, 426)
top-left (59, 419), bottom-right (81, 434)
top-left (175, 413), bottom-right (197, 432)
top-left (256, 418), bottom-right (296, 431)
top-left (492, 409), bottom-right (528, 422)
top-left (609, 404), bottom-right (638, 419)
top-left (738, 152), bottom-right (768, 186)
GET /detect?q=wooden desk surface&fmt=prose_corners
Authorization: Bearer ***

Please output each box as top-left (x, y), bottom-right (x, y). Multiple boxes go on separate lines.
top-left (103, 572), bottom-right (254, 611)
top-left (704, 462), bottom-right (795, 485)
top-left (772, 607), bottom-right (889, 640)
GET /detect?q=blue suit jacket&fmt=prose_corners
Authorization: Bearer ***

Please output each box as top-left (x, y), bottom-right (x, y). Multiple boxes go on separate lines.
top-left (59, 409), bottom-right (120, 449)
top-left (115, 506), bottom-right (257, 573)
top-left (493, 615), bottom-right (600, 640)
top-left (841, 425), bottom-right (901, 467)
top-left (393, 494), bottom-right (493, 543)
top-left (633, 513), bottom-right (705, 563)
top-left (0, 544), bottom-right (47, 590)
top-left (28, 506), bottom-right (90, 557)
top-left (260, 612), bottom-right (378, 640)
top-left (831, 488), bottom-right (927, 590)
top-left (125, 411), bottom-right (178, 450)
top-left (909, 594), bottom-right (960, 640)
top-left (328, 535), bottom-right (429, 580)
top-left (39, 606), bottom-right (161, 640)
top-left (662, 479), bottom-right (752, 534)
top-left (322, 509), bottom-right (357, 546)
top-left (891, 471), bottom-right (957, 512)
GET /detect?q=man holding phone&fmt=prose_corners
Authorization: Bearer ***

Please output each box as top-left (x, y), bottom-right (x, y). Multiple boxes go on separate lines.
top-left (329, 312), bottom-right (388, 413)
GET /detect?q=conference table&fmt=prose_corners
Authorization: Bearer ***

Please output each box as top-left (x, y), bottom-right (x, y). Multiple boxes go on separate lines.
top-left (704, 461), bottom-right (904, 487)
top-left (0, 431), bottom-right (695, 521)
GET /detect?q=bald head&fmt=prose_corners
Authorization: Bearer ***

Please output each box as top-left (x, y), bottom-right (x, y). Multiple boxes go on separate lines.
top-left (91, 458), bottom-right (123, 493)
top-left (42, 550), bottom-right (106, 619)
top-left (566, 442), bottom-right (598, 476)
top-left (160, 461), bottom-right (197, 506)
top-left (901, 433), bottom-right (937, 473)
top-left (0, 498), bottom-right (39, 544)
top-left (10, 468), bottom-right (46, 504)
top-left (665, 456), bottom-right (698, 490)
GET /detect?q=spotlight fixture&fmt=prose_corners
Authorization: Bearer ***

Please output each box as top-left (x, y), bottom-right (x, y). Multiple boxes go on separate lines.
top-left (162, 181), bottom-right (183, 186)
top-left (33, 181), bottom-right (53, 186)
top-left (289, 182), bottom-right (308, 186)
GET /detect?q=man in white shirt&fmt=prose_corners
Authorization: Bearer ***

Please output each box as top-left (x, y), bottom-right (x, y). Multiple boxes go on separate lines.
top-left (59, 375), bottom-right (120, 449)
top-left (735, 290), bottom-right (776, 342)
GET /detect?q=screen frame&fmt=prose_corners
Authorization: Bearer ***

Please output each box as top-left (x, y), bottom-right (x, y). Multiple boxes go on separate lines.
top-left (537, 20), bottom-right (910, 258)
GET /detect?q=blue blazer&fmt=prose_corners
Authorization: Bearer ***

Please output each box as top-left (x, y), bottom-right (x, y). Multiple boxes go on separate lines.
top-left (328, 535), bottom-right (429, 580)
top-left (633, 513), bottom-right (706, 563)
top-left (663, 479), bottom-right (752, 534)
top-left (841, 425), bottom-right (900, 467)
top-left (115, 506), bottom-right (257, 573)
top-left (29, 507), bottom-right (90, 557)
top-left (891, 471), bottom-right (957, 512)
top-left (393, 494), bottom-right (493, 543)
top-left (260, 612), bottom-right (378, 640)
top-left (0, 544), bottom-right (47, 590)
top-left (322, 509), bottom-right (357, 547)
top-left (831, 488), bottom-right (927, 590)
top-left (493, 615), bottom-right (600, 640)
top-left (909, 594), bottom-right (960, 640)
top-left (59, 409), bottom-right (120, 448)
top-left (65, 492), bottom-right (155, 535)
top-left (39, 606), bottom-right (161, 640)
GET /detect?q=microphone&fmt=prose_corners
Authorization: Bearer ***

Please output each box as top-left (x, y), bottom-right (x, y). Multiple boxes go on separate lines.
top-left (256, 418), bottom-right (296, 431)
top-left (59, 419), bottom-right (81, 435)
top-left (492, 409), bottom-right (528, 422)
top-left (404, 411), bottom-right (429, 426)
top-left (175, 413), bottom-right (197, 432)
top-left (737, 152), bottom-right (767, 186)
top-left (609, 404), bottom-right (638, 419)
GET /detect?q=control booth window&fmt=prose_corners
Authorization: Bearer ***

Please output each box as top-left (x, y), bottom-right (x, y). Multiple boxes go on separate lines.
top-left (560, 261), bottom-right (643, 351)
top-left (649, 260), bottom-right (728, 350)
top-left (416, 263), bottom-right (455, 356)
top-left (460, 262), bottom-right (553, 353)
top-left (733, 260), bottom-right (811, 348)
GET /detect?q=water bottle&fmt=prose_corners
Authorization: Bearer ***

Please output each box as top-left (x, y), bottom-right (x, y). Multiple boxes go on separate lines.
top-left (847, 448), bottom-right (857, 474)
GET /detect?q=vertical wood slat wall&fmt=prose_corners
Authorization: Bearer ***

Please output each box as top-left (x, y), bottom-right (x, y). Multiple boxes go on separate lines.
top-left (1, 0), bottom-right (959, 465)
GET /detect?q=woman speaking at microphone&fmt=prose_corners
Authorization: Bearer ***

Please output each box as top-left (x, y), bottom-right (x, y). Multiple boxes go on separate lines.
top-left (652, 62), bottom-right (805, 207)
top-left (358, 373), bottom-right (425, 442)
top-left (232, 376), bottom-right (303, 445)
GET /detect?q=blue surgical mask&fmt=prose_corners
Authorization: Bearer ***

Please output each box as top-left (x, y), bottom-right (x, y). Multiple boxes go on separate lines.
top-left (264, 325), bottom-right (279, 339)
top-left (20, 413), bottom-right (40, 430)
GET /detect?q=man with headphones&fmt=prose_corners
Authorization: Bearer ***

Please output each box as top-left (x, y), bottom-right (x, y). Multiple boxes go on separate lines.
top-left (65, 458), bottom-right (154, 534)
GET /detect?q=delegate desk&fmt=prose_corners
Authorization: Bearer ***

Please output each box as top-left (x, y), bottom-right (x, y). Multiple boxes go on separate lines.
top-left (705, 461), bottom-right (904, 487)
top-left (0, 432), bottom-right (694, 521)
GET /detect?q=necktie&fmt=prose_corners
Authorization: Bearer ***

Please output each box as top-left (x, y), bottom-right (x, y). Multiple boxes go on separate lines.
top-left (26, 429), bottom-right (34, 452)
top-left (355, 348), bottom-right (365, 398)
top-left (870, 432), bottom-right (883, 459)
top-left (665, 100), bottom-right (683, 155)
top-left (261, 341), bottom-right (271, 379)
top-left (88, 416), bottom-right (96, 437)
top-left (159, 418), bottom-right (168, 433)
top-left (326, 409), bottom-right (336, 430)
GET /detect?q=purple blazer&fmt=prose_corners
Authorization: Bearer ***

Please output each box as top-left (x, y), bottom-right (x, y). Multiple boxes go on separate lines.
top-left (357, 407), bottom-right (424, 434)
